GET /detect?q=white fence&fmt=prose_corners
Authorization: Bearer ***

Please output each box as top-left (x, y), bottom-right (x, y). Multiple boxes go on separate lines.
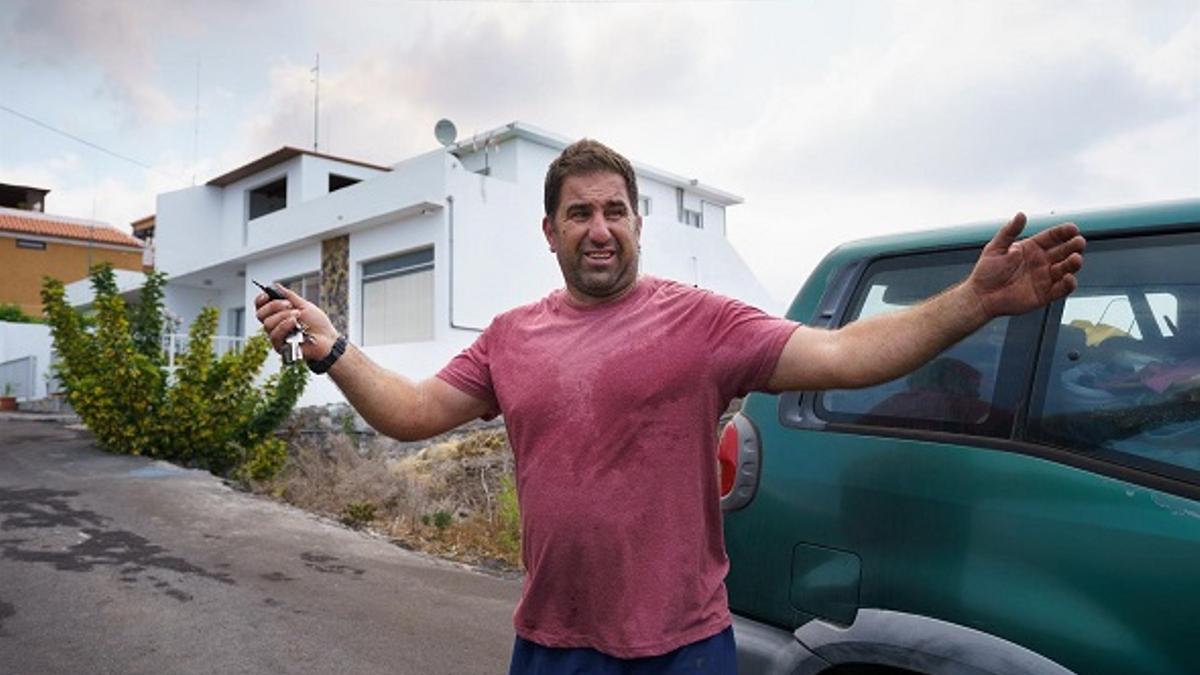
top-left (0, 356), bottom-right (37, 399)
top-left (0, 324), bottom-right (250, 403)
top-left (0, 321), bottom-right (53, 400)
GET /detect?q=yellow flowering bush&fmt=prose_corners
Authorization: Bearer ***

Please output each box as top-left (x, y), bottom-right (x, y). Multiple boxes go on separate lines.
top-left (41, 265), bottom-right (307, 481)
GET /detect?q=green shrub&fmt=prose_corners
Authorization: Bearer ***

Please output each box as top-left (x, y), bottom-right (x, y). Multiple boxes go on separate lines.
top-left (41, 265), bottom-right (307, 481)
top-left (340, 411), bottom-right (357, 436)
top-left (0, 303), bottom-right (42, 324)
top-left (423, 509), bottom-right (453, 531)
top-left (496, 475), bottom-right (521, 556)
top-left (340, 500), bottom-right (377, 529)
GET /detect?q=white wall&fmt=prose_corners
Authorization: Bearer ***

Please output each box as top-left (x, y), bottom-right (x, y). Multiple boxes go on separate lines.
top-left (639, 215), bottom-right (780, 313)
top-left (156, 152), bottom-right (445, 281)
top-left (215, 286), bottom-right (248, 337)
top-left (446, 154), bottom-right (558, 330)
top-left (516, 137), bottom-right (563, 186)
top-left (637, 177), bottom-right (676, 222)
top-left (230, 159), bottom-right (298, 256)
top-left (636, 176), bottom-right (724, 237)
top-left (454, 139), bottom-right (519, 183)
top-left (702, 200), bottom-right (727, 236)
top-left (0, 321), bottom-right (54, 399)
top-left (154, 185), bottom-right (223, 279)
top-left (240, 153), bottom-right (445, 271)
top-left (298, 155), bottom-right (387, 203)
top-left (162, 285), bottom-right (222, 330)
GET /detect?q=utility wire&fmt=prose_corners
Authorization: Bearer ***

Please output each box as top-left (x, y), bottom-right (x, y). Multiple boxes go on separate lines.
top-left (0, 103), bottom-right (188, 185)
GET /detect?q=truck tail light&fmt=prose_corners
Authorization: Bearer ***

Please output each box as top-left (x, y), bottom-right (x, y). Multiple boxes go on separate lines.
top-left (718, 412), bottom-right (761, 512)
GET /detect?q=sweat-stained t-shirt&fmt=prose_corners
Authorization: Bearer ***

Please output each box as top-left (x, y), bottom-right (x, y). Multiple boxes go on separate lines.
top-left (437, 276), bottom-right (799, 659)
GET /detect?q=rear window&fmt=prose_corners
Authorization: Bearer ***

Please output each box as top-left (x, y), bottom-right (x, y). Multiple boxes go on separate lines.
top-left (1027, 231), bottom-right (1200, 482)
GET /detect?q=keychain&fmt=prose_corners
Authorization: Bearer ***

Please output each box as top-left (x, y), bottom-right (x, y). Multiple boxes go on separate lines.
top-left (253, 279), bottom-right (310, 365)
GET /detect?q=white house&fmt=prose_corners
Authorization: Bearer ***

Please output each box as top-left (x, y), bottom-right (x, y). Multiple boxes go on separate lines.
top-left (70, 122), bottom-right (779, 407)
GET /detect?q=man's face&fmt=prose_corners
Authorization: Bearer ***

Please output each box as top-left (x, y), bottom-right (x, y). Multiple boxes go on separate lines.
top-left (543, 171), bottom-right (642, 305)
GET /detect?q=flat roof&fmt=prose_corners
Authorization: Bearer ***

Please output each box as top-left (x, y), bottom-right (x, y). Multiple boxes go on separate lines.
top-left (0, 182), bottom-right (50, 194)
top-left (207, 147), bottom-right (392, 187)
top-left (449, 121), bottom-right (744, 205)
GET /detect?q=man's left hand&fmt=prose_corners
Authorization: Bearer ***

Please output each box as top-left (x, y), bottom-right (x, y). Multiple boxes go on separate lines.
top-left (969, 212), bottom-right (1086, 318)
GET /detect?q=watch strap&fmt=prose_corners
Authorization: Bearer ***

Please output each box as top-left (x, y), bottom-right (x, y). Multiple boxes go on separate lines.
top-left (307, 334), bottom-right (347, 375)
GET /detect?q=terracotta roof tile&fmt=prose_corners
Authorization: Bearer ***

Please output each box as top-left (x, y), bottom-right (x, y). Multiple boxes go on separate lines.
top-left (0, 209), bottom-right (143, 249)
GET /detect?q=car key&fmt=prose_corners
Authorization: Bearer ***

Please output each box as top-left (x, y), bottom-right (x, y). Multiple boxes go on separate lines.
top-left (283, 330), bottom-right (305, 365)
top-left (252, 279), bottom-right (305, 365)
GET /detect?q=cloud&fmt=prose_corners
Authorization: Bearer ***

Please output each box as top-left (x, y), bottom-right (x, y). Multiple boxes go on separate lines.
top-left (1076, 113), bottom-right (1200, 203)
top-left (0, 151), bottom-right (201, 235)
top-left (722, 2), bottom-right (1195, 196)
top-left (1, 0), bottom-right (187, 125)
top-left (715, 1), bottom-right (1200, 304)
top-left (0, 154), bottom-right (84, 198)
top-left (219, 2), bottom-right (723, 166)
top-left (4, 0), bottom-right (1192, 307)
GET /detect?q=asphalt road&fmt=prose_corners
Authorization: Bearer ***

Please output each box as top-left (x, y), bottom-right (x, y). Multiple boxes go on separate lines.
top-left (0, 417), bottom-right (522, 675)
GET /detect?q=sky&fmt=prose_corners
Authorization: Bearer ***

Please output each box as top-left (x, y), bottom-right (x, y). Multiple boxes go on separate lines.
top-left (1, 0), bottom-right (1197, 306)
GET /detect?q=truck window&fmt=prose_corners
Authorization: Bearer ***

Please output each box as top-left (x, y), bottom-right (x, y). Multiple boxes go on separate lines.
top-left (817, 250), bottom-right (1018, 436)
top-left (1027, 231), bottom-right (1200, 482)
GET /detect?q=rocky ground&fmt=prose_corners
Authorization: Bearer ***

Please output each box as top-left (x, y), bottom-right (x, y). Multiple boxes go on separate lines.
top-left (255, 404), bottom-right (522, 573)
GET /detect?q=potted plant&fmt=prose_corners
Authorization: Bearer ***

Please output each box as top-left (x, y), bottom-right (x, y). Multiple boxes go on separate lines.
top-left (0, 382), bottom-right (16, 411)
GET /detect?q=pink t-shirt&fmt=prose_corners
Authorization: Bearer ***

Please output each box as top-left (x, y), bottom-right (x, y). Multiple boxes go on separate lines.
top-left (437, 276), bottom-right (798, 658)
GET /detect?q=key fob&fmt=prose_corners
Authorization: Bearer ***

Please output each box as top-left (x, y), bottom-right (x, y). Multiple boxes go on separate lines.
top-left (252, 279), bottom-right (286, 301)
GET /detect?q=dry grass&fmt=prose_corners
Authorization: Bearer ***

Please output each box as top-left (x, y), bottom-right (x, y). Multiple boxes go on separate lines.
top-left (258, 428), bottom-right (522, 571)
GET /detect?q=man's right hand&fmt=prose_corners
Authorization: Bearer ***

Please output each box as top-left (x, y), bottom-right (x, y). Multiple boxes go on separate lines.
top-left (254, 283), bottom-right (491, 440)
top-left (254, 285), bottom-right (338, 363)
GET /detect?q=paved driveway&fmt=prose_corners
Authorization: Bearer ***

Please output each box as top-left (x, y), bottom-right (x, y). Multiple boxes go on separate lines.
top-left (0, 417), bottom-right (521, 675)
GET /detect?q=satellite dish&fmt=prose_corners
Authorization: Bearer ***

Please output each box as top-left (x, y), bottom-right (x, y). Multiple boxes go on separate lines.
top-left (434, 119), bottom-right (458, 147)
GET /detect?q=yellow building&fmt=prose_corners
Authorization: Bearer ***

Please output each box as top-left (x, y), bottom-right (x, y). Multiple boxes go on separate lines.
top-left (0, 207), bottom-right (144, 317)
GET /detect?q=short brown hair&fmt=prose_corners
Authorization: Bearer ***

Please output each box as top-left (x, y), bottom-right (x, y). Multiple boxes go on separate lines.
top-left (544, 139), bottom-right (639, 217)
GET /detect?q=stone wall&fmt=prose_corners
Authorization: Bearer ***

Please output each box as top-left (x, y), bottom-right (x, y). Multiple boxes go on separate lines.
top-left (319, 235), bottom-right (349, 335)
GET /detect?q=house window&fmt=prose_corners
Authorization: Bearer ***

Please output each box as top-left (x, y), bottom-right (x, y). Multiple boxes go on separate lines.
top-left (15, 239), bottom-right (46, 250)
top-left (278, 272), bottom-right (321, 305)
top-left (329, 174), bottom-right (360, 193)
top-left (248, 177), bottom-right (287, 220)
top-left (361, 248), bottom-right (434, 345)
top-left (638, 196), bottom-right (652, 216)
top-left (229, 307), bottom-right (245, 337)
top-left (675, 188), bottom-right (702, 228)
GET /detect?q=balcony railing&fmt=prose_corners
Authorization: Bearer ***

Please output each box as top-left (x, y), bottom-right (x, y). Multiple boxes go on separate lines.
top-left (161, 333), bottom-right (248, 371)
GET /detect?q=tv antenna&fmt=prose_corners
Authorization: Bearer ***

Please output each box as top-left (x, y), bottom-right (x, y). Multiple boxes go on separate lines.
top-left (311, 53), bottom-right (320, 151)
top-left (192, 57), bottom-right (200, 185)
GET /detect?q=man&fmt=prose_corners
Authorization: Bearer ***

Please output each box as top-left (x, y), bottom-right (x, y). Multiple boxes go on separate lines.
top-left (256, 139), bottom-right (1085, 674)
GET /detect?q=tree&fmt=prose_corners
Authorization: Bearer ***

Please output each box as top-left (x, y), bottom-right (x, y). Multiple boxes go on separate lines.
top-left (41, 264), bottom-right (307, 482)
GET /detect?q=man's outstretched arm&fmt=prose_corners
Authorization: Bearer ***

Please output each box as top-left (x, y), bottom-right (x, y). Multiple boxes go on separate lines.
top-left (767, 212), bottom-right (1086, 392)
top-left (255, 287), bottom-right (491, 441)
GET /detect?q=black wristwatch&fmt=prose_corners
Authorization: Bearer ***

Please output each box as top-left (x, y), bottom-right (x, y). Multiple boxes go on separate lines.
top-left (307, 335), bottom-right (347, 375)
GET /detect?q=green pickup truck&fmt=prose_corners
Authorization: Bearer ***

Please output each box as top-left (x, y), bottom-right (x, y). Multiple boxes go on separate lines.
top-left (720, 200), bottom-right (1200, 675)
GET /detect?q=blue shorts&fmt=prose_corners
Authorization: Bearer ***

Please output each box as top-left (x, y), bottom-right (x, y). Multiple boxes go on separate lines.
top-left (508, 626), bottom-right (736, 674)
